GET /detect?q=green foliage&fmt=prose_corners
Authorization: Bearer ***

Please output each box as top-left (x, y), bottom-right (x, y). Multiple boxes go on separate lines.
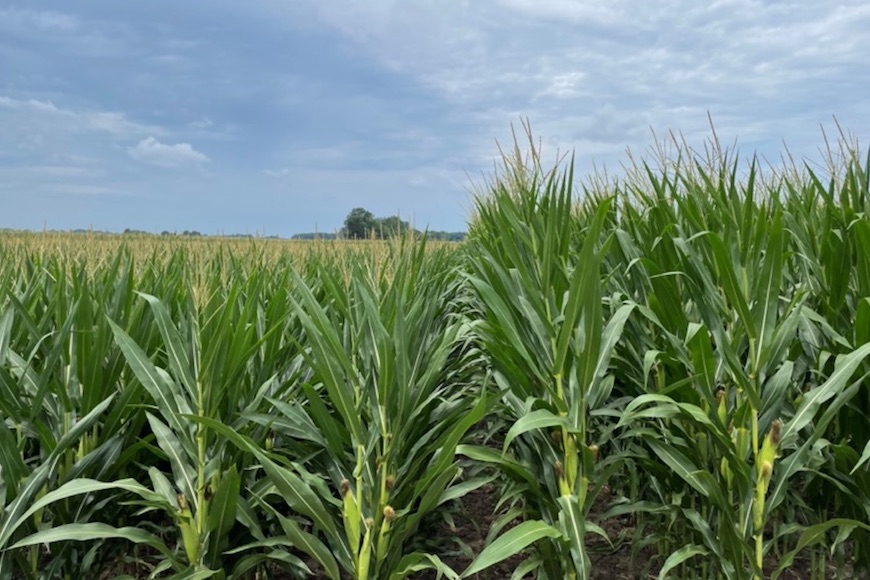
top-left (344, 207), bottom-right (379, 239)
top-left (0, 123), bottom-right (869, 580)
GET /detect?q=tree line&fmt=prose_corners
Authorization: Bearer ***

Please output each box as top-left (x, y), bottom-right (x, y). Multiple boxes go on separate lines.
top-left (291, 208), bottom-right (465, 241)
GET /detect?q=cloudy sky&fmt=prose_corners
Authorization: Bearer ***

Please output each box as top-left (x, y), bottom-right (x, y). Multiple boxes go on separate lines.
top-left (1, 1), bottom-right (868, 235)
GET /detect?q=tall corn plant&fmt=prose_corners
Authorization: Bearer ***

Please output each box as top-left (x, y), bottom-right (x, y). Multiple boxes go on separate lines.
top-left (460, 131), bottom-right (633, 579)
top-left (782, 140), bottom-right (870, 573)
top-left (613, 141), bottom-right (870, 578)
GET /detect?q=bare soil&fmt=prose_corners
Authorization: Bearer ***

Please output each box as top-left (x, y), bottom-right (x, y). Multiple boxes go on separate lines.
top-left (412, 482), bottom-right (659, 580)
top-left (92, 478), bottom-right (863, 579)
top-left (410, 482), bottom-right (840, 580)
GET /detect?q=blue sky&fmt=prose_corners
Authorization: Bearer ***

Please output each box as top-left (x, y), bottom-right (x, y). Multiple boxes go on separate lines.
top-left (1, 1), bottom-right (869, 236)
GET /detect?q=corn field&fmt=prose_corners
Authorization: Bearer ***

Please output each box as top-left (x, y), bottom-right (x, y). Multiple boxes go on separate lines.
top-left (1, 129), bottom-right (869, 580)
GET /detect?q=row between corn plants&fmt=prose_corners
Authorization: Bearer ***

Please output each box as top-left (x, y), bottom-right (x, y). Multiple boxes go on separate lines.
top-left (1, 129), bottom-right (869, 579)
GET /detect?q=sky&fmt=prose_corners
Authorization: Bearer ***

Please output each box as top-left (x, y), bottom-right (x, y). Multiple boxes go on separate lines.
top-left (1, 1), bottom-right (869, 236)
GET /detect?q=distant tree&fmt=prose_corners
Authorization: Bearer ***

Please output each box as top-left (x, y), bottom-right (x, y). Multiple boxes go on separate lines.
top-left (376, 215), bottom-right (412, 238)
top-left (292, 232), bottom-right (338, 240)
top-left (343, 208), bottom-right (377, 239)
top-left (426, 230), bottom-right (466, 242)
top-left (338, 208), bottom-right (462, 241)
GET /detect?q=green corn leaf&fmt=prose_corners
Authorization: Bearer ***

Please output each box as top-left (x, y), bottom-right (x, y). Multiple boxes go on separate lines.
top-left (10, 523), bottom-right (176, 562)
top-left (0, 420), bottom-right (26, 501)
top-left (411, 390), bottom-right (490, 503)
top-left (759, 361), bottom-right (794, 432)
top-left (707, 233), bottom-right (755, 341)
top-left (6, 477), bottom-right (162, 546)
top-left (463, 273), bottom-right (540, 383)
top-left (658, 544), bottom-right (709, 580)
top-left (509, 556), bottom-right (541, 580)
top-left (137, 293), bottom-right (198, 404)
top-left (456, 444), bottom-right (540, 490)
top-left (462, 520), bottom-right (562, 578)
top-left (780, 341), bottom-right (870, 447)
top-left (164, 567), bottom-right (220, 580)
top-left (852, 440), bottom-right (870, 474)
top-left (183, 415), bottom-right (348, 563)
top-left (646, 439), bottom-right (729, 510)
top-left (751, 211), bottom-right (784, 371)
top-left (554, 198), bottom-right (611, 377)
top-left (228, 549), bottom-right (311, 579)
top-left (0, 394), bottom-right (115, 551)
top-left (503, 408), bottom-right (569, 452)
top-left (275, 512), bottom-right (341, 580)
top-left (207, 466), bottom-right (240, 536)
top-left (148, 466), bottom-right (180, 509)
top-left (389, 553), bottom-right (460, 580)
top-left (772, 519), bottom-right (870, 579)
top-left (588, 302), bottom-right (636, 409)
top-left (855, 298), bottom-right (870, 348)
top-left (224, 537), bottom-right (300, 556)
top-left (0, 307), bottom-right (12, 365)
top-left (288, 299), bottom-right (362, 445)
top-left (687, 322), bottom-right (717, 400)
top-left (108, 317), bottom-right (192, 434)
top-left (557, 495), bottom-right (590, 579)
top-left (147, 412), bottom-right (197, 508)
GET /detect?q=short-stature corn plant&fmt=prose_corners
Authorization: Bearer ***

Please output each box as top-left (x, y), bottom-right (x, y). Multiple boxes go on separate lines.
top-left (1, 263), bottom-right (304, 578)
top-left (0, 255), bottom-right (159, 578)
top-left (1, 241), bottom-right (488, 579)
top-left (202, 241), bottom-right (488, 579)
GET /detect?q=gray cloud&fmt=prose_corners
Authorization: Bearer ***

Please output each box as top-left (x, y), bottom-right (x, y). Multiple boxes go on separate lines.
top-left (43, 184), bottom-right (128, 197)
top-left (1, 1), bottom-right (869, 235)
top-left (0, 95), bottom-right (159, 137)
top-left (0, 7), bottom-right (80, 32)
top-left (294, 0), bottom-right (870, 170)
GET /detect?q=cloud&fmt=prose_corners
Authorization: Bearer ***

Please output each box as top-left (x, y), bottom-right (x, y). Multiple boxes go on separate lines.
top-left (127, 137), bottom-right (210, 168)
top-left (44, 184), bottom-right (127, 197)
top-left (537, 72), bottom-right (587, 99)
top-left (2, 2), bottom-right (868, 235)
top-left (0, 165), bottom-right (97, 178)
top-left (294, 0), bottom-right (870, 169)
top-left (266, 146), bottom-right (355, 174)
top-left (0, 7), bottom-right (80, 32)
top-left (0, 95), bottom-right (158, 136)
top-left (189, 117), bottom-right (214, 130)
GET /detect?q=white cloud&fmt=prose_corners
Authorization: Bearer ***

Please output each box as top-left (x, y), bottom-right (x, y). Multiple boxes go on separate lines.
top-left (538, 72), bottom-right (587, 99)
top-left (0, 95), bottom-right (158, 136)
top-left (127, 137), bottom-right (210, 168)
top-left (190, 117), bottom-right (214, 130)
top-left (265, 168), bottom-right (290, 177)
